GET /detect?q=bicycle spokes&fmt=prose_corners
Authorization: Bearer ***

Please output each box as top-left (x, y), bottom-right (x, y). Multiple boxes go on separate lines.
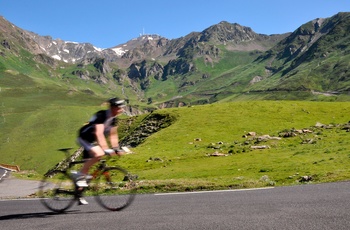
top-left (39, 171), bottom-right (76, 212)
top-left (93, 167), bottom-right (136, 211)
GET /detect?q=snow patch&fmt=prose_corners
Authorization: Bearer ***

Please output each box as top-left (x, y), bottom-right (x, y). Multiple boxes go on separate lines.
top-left (51, 55), bottom-right (61, 60)
top-left (112, 47), bottom-right (126, 56)
top-left (94, 46), bottom-right (103, 52)
top-left (65, 41), bottom-right (79, 44)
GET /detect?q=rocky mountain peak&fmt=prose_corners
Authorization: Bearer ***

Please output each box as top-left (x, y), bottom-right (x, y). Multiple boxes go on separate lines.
top-left (200, 21), bottom-right (257, 43)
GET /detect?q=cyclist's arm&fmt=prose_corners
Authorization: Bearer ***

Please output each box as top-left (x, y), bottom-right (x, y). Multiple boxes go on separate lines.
top-left (110, 126), bottom-right (125, 155)
top-left (109, 126), bottom-right (119, 149)
top-left (95, 124), bottom-right (109, 150)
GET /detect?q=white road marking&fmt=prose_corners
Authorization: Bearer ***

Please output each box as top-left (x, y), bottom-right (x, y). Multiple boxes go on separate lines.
top-left (154, 187), bottom-right (274, 196)
top-left (0, 170), bottom-right (8, 181)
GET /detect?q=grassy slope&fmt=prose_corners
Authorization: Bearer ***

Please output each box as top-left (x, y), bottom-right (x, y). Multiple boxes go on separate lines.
top-left (116, 101), bottom-right (350, 192)
top-left (2, 74), bottom-right (350, 191)
top-left (0, 71), bottom-right (107, 172)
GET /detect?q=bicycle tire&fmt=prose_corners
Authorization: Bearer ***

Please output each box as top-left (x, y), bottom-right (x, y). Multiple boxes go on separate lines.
top-left (38, 170), bottom-right (76, 213)
top-left (92, 166), bottom-right (136, 211)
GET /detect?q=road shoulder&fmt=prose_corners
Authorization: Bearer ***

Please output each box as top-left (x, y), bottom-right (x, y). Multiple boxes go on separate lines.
top-left (0, 175), bottom-right (39, 199)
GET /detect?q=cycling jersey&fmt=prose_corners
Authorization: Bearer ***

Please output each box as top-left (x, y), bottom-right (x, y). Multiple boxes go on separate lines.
top-left (78, 109), bottom-right (118, 143)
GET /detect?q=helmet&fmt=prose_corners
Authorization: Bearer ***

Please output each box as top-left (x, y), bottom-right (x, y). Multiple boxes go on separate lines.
top-left (108, 97), bottom-right (126, 107)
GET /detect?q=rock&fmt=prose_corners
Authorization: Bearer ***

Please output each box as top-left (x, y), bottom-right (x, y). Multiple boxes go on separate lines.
top-left (299, 175), bottom-right (312, 182)
top-left (251, 145), bottom-right (270, 149)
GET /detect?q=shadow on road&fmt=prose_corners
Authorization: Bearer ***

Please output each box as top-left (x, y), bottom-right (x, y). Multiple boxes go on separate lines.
top-left (0, 211), bottom-right (65, 220)
top-left (0, 209), bottom-right (109, 220)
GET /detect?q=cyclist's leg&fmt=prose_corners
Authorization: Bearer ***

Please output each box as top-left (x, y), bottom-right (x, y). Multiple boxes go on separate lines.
top-left (77, 137), bottom-right (105, 174)
top-left (80, 146), bottom-right (104, 174)
top-left (75, 138), bottom-right (104, 189)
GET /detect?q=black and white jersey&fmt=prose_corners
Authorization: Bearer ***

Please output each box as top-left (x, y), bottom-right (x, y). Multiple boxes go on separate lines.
top-left (78, 109), bottom-right (117, 142)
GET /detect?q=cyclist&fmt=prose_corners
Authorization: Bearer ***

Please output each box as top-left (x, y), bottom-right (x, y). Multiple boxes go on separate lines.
top-left (74, 97), bottom-right (126, 204)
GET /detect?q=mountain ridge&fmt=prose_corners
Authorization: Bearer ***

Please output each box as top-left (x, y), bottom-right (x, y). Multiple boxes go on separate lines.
top-left (1, 12), bottom-right (349, 107)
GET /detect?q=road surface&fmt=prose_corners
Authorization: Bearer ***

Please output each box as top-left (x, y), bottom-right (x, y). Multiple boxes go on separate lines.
top-left (1, 181), bottom-right (350, 229)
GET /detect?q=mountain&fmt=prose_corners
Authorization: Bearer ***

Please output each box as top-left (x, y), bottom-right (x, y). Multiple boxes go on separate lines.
top-left (252, 12), bottom-right (350, 96)
top-left (1, 12), bottom-right (350, 108)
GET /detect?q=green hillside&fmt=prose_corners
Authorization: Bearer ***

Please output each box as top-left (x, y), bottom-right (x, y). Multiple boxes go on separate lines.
top-left (2, 99), bottom-right (350, 192)
top-left (124, 101), bottom-right (350, 192)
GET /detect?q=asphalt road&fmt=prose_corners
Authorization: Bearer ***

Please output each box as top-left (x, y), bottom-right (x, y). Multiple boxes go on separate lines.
top-left (0, 169), bottom-right (39, 199)
top-left (1, 181), bottom-right (350, 229)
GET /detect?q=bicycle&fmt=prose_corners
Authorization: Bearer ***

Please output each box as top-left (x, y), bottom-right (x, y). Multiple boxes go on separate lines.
top-left (38, 148), bottom-right (136, 213)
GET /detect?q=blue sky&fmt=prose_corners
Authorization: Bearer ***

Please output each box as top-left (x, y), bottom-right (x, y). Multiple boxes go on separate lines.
top-left (0, 0), bottom-right (348, 48)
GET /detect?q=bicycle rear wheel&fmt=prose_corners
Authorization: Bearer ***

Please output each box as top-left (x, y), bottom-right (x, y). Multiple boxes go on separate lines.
top-left (92, 166), bottom-right (136, 211)
top-left (38, 170), bottom-right (76, 213)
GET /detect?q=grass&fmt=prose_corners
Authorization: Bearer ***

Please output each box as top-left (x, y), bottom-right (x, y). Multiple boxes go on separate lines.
top-left (3, 97), bottom-right (350, 193)
top-left (2, 54), bottom-right (350, 193)
top-left (109, 101), bottom-right (350, 192)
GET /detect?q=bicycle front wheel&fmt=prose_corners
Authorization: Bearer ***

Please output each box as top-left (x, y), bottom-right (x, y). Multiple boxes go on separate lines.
top-left (38, 170), bottom-right (76, 213)
top-left (92, 166), bottom-right (136, 211)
